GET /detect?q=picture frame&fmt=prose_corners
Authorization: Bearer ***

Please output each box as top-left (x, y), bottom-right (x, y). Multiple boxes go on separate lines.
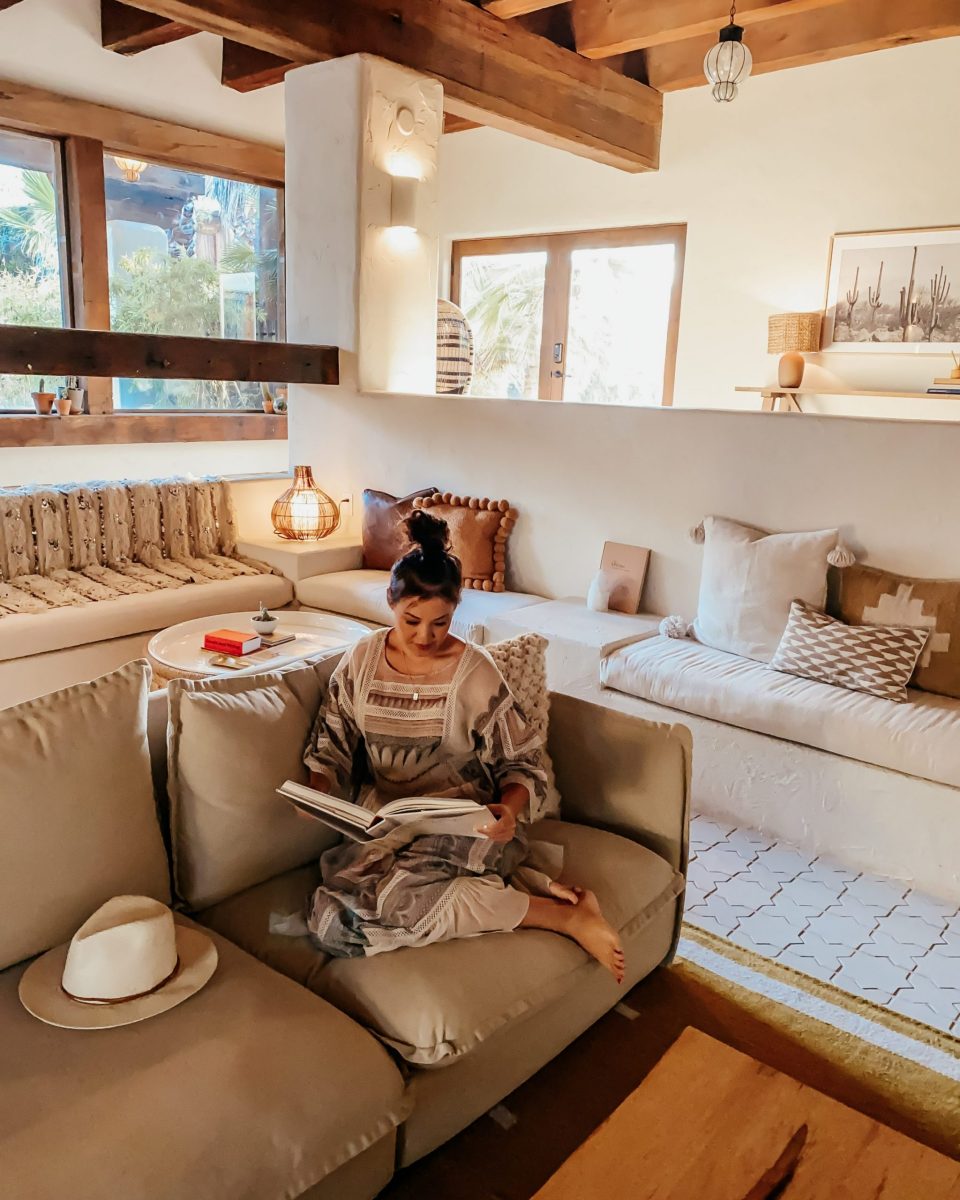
top-left (822, 226), bottom-right (960, 355)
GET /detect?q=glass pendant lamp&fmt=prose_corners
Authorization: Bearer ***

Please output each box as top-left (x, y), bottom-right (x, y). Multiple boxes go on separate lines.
top-left (704, 3), bottom-right (753, 103)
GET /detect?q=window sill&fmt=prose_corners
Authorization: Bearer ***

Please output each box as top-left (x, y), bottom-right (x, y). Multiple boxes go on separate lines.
top-left (0, 411), bottom-right (287, 447)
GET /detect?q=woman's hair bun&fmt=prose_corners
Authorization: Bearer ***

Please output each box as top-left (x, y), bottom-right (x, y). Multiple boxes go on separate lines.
top-left (404, 509), bottom-right (450, 558)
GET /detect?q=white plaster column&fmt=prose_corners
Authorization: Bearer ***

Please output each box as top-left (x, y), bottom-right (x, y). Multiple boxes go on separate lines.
top-left (284, 54), bottom-right (442, 395)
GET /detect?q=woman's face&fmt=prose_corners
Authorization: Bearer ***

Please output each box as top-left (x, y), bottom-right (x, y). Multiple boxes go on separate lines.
top-left (390, 595), bottom-right (458, 657)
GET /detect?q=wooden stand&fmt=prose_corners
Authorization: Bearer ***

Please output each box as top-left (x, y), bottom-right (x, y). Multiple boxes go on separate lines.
top-left (737, 385), bottom-right (960, 414)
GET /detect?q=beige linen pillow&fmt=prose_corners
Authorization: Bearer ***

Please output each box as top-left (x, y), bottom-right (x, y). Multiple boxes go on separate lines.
top-left (167, 655), bottom-right (343, 910)
top-left (0, 659), bottom-right (169, 971)
top-left (693, 516), bottom-right (838, 662)
top-left (836, 564), bottom-right (960, 699)
top-left (486, 632), bottom-right (560, 816)
top-left (769, 599), bottom-right (928, 702)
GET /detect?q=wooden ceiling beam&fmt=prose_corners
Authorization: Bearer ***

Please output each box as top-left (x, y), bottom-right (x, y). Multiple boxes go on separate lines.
top-left (574, 0), bottom-right (848, 57)
top-left (644, 0), bottom-right (960, 91)
top-left (100, 0), bottom-right (195, 53)
top-left (108, 0), bottom-right (662, 172)
top-left (483, 0), bottom-right (567, 18)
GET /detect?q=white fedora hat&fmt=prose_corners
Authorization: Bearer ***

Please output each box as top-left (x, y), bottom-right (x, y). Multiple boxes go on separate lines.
top-left (18, 895), bottom-right (217, 1030)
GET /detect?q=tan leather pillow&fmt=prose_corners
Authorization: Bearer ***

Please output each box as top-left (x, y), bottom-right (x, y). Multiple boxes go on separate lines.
top-left (413, 491), bottom-right (517, 592)
top-left (836, 564), bottom-right (960, 699)
top-left (0, 660), bottom-right (169, 971)
top-left (362, 487), bottom-right (437, 570)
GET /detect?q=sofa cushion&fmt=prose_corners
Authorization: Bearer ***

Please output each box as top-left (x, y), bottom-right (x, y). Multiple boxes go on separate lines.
top-left (602, 635), bottom-right (960, 789)
top-left (412, 492), bottom-right (517, 592)
top-left (266, 821), bottom-right (679, 1068)
top-left (0, 572), bottom-right (293, 663)
top-left (0, 918), bottom-right (406, 1200)
top-left (0, 660), bottom-right (169, 971)
top-left (168, 657), bottom-right (342, 910)
top-left (361, 487), bottom-right (437, 571)
top-left (295, 569), bottom-right (545, 644)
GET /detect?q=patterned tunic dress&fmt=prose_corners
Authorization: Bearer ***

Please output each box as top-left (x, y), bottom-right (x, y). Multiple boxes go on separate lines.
top-left (302, 629), bottom-right (558, 957)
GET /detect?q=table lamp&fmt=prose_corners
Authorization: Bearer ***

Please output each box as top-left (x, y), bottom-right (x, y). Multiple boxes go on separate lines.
top-left (271, 466), bottom-right (340, 541)
top-left (767, 312), bottom-right (822, 389)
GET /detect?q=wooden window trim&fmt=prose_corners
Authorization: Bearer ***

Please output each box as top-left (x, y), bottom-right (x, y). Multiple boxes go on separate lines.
top-left (0, 86), bottom-right (297, 446)
top-left (452, 223), bottom-right (686, 406)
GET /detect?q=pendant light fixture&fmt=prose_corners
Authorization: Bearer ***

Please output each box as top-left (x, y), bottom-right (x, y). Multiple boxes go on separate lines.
top-left (704, 2), bottom-right (752, 103)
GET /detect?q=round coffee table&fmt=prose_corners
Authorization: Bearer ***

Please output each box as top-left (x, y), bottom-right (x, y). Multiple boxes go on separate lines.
top-left (147, 610), bottom-right (372, 683)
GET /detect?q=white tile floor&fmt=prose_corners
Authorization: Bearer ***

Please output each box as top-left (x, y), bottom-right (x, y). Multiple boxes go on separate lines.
top-left (686, 814), bottom-right (960, 1034)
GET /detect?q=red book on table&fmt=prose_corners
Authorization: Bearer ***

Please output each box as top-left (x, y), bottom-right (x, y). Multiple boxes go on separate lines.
top-left (202, 628), bottom-right (262, 655)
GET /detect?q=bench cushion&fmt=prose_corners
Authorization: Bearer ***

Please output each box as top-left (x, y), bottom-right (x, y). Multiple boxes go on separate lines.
top-left (199, 821), bottom-right (682, 1069)
top-left (0, 919), bottom-right (406, 1200)
top-left (295, 569), bottom-right (544, 644)
top-left (602, 635), bottom-right (960, 789)
top-left (0, 573), bottom-right (294, 663)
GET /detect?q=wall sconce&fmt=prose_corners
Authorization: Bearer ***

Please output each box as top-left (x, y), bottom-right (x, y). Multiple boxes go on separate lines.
top-left (113, 155), bottom-right (149, 183)
top-left (389, 175), bottom-right (420, 234)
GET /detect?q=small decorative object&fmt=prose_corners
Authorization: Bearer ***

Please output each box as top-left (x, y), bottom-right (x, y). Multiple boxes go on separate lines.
top-left (53, 388), bottom-right (72, 417)
top-left (436, 299), bottom-right (474, 395)
top-left (273, 386), bottom-right (288, 414)
top-left (271, 465), bottom-right (341, 542)
top-left (600, 541), bottom-right (651, 614)
top-left (112, 155), bottom-right (148, 183)
top-left (767, 313), bottom-right (822, 389)
top-left (251, 603), bottom-right (279, 637)
top-left (660, 615), bottom-right (690, 640)
top-left (63, 376), bottom-right (84, 414)
top-left (823, 227), bottom-right (960, 353)
top-left (31, 378), bottom-right (55, 415)
top-left (704, 2), bottom-right (752, 103)
top-left (259, 383), bottom-right (275, 414)
top-left (587, 569), bottom-right (616, 613)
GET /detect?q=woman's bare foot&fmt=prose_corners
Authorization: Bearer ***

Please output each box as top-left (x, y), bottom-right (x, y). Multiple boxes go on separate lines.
top-left (565, 890), bottom-right (625, 983)
top-left (548, 880), bottom-right (580, 905)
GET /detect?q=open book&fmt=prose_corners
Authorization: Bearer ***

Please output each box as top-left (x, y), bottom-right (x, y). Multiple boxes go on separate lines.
top-left (277, 780), bottom-right (490, 842)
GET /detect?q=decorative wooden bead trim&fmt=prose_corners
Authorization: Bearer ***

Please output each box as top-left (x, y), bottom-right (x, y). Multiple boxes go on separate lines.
top-left (411, 490), bottom-right (516, 592)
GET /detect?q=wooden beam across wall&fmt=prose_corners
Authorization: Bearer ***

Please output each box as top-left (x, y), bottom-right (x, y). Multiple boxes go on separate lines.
top-left (100, 0), bottom-right (195, 53)
top-left (0, 412), bottom-right (287, 448)
top-left (483, 0), bottom-right (567, 18)
top-left (109, 0), bottom-right (662, 171)
top-left (0, 326), bottom-right (340, 385)
top-left (644, 0), bottom-right (960, 91)
top-left (0, 78), bottom-right (283, 184)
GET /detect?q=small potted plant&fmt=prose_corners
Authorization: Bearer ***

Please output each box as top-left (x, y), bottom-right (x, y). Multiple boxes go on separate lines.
top-left (260, 383), bottom-right (275, 414)
top-left (31, 378), bottom-right (55, 416)
top-left (57, 376), bottom-right (84, 415)
top-left (251, 601), bottom-right (279, 637)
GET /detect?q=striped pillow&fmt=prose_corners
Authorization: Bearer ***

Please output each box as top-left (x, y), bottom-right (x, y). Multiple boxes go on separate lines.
top-left (768, 600), bottom-right (928, 702)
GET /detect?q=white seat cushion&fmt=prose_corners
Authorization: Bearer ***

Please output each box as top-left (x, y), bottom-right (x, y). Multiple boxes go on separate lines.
top-left (295, 570), bottom-right (545, 644)
top-left (602, 635), bottom-right (960, 789)
top-left (0, 574), bottom-right (293, 663)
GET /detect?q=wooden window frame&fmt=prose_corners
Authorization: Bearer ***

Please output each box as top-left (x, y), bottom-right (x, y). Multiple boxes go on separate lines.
top-left (451, 223), bottom-right (686, 405)
top-left (0, 82), bottom-right (295, 446)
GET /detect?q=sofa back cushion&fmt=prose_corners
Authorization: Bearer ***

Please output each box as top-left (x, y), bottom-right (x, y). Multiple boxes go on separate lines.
top-left (167, 655), bottom-right (343, 909)
top-left (362, 487), bottom-right (437, 571)
top-left (0, 660), bottom-right (169, 970)
top-left (693, 515), bottom-right (838, 662)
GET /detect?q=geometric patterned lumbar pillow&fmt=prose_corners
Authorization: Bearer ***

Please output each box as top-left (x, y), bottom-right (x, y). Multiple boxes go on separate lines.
top-left (768, 599), bottom-right (929, 702)
top-left (835, 564), bottom-right (960, 700)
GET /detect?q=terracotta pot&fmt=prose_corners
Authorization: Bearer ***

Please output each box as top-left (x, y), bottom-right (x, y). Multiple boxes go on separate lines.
top-left (54, 391), bottom-right (73, 417)
top-left (262, 397), bottom-right (275, 414)
top-left (31, 392), bottom-right (55, 415)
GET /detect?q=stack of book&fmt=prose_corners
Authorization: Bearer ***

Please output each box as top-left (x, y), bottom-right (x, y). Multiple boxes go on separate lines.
top-left (927, 378), bottom-right (960, 396)
top-left (203, 628), bottom-right (262, 655)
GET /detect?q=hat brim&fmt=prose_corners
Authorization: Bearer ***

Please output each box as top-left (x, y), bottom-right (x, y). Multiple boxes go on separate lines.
top-left (18, 922), bottom-right (218, 1030)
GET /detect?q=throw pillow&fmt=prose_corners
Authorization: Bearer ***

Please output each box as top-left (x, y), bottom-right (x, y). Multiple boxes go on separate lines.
top-left (486, 632), bottom-right (560, 817)
top-left (693, 516), bottom-right (839, 662)
top-left (0, 660), bottom-right (169, 971)
top-left (768, 600), bottom-right (928, 702)
top-left (414, 492), bottom-right (517, 592)
top-left (167, 654), bottom-right (343, 910)
top-left (362, 487), bottom-right (437, 571)
top-left (835, 564), bottom-right (960, 700)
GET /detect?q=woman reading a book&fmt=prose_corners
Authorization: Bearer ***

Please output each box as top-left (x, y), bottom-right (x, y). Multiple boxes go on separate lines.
top-left (301, 510), bottom-right (624, 981)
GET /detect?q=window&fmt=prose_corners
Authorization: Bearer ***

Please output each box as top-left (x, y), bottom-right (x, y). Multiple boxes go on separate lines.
top-left (104, 154), bottom-right (282, 410)
top-left (452, 225), bottom-right (685, 406)
top-left (0, 129), bottom-right (68, 410)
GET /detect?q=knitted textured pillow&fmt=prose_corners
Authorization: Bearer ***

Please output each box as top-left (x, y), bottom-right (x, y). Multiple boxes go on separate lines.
top-left (486, 632), bottom-right (560, 817)
top-left (768, 600), bottom-right (928, 703)
top-left (413, 492), bottom-right (516, 592)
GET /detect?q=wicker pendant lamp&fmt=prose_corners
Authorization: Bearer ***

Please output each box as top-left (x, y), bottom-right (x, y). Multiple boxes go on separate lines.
top-left (271, 466), bottom-right (341, 541)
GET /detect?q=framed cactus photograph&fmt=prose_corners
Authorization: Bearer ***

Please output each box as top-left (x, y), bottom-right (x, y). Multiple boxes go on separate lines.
top-left (822, 227), bottom-right (960, 354)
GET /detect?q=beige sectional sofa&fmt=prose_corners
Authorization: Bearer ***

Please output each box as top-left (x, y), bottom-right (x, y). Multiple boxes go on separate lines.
top-left (0, 654), bottom-right (690, 1199)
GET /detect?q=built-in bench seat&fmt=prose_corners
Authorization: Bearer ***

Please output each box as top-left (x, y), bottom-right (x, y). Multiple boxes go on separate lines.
top-left (295, 569), bottom-right (545, 645)
top-left (602, 635), bottom-right (960, 790)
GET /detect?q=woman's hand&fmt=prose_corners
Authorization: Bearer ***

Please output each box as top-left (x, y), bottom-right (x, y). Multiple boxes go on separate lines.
top-left (478, 803), bottom-right (518, 844)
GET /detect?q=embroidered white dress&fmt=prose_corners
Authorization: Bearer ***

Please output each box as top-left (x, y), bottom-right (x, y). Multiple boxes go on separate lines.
top-left (302, 629), bottom-right (558, 957)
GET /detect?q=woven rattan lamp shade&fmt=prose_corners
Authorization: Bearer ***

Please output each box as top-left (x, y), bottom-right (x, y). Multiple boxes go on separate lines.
top-left (767, 312), bottom-right (822, 354)
top-left (271, 466), bottom-right (340, 541)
